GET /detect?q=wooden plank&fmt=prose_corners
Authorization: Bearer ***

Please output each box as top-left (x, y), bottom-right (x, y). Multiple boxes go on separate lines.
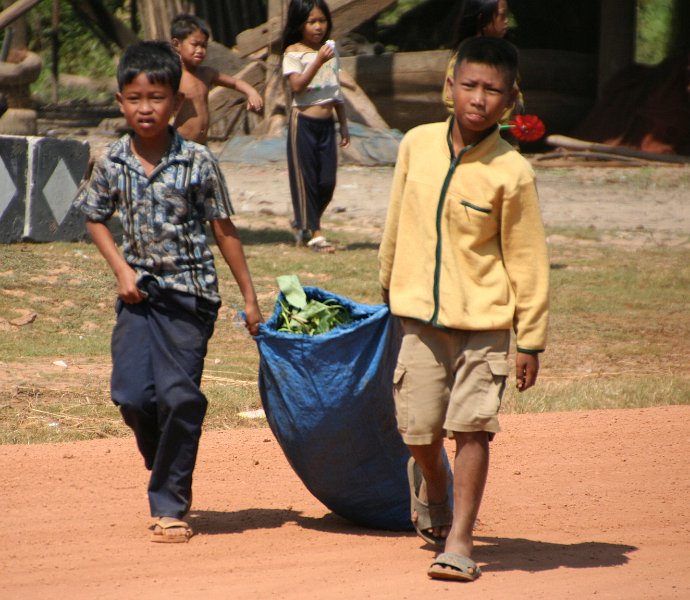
top-left (138, 0), bottom-right (190, 41)
top-left (340, 69), bottom-right (388, 129)
top-left (207, 61), bottom-right (266, 140)
top-left (341, 49), bottom-right (597, 97)
top-left (545, 134), bottom-right (690, 165)
top-left (249, 57), bottom-right (287, 137)
top-left (235, 0), bottom-right (396, 57)
top-left (267, 0), bottom-right (284, 54)
top-left (0, 0), bottom-right (41, 31)
top-left (67, 0), bottom-right (139, 49)
top-left (340, 50), bottom-right (447, 96)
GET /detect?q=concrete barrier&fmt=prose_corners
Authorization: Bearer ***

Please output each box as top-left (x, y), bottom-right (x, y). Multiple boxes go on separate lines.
top-left (0, 135), bottom-right (90, 242)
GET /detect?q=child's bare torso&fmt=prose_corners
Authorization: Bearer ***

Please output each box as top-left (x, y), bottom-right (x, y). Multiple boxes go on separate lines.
top-left (175, 66), bottom-right (216, 144)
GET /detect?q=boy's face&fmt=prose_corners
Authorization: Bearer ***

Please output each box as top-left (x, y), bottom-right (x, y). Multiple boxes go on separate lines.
top-left (173, 30), bottom-right (208, 69)
top-left (448, 59), bottom-right (516, 144)
top-left (116, 73), bottom-right (182, 141)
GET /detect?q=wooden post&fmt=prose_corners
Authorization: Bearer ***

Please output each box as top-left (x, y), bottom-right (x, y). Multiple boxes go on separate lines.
top-left (137, 0), bottom-right (191, 41)
top-left (0, 0), bottom-right (42, 30)
top-left (253, 0), bottom-right (288, 137)
top-left (268, 0), bottom-right (284, 55)
top-left (598, 0), bottom-right (636, 97)
top-left (0, 27), bottom-right (12, 61)
top-left (130, 0), bottom-right (138, 33)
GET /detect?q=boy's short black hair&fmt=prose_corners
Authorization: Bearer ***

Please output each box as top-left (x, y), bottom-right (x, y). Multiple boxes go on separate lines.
top-left (170, 13), bottom-right (210, 41)
top-left (454, 36), bottom-right (518, 88)
top-left (117, 40), bottom-right (182, 93)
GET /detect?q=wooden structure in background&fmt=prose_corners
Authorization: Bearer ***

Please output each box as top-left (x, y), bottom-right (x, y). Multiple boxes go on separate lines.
top-left (67, 0), bottom-right (139, 49)
top-left (138, 0), bottom-right (191, 41)
top-left (598, 0), bottom-right (636, 96)
top-left (4, 0), bottom-right (682, 149)
top-left (236, 0), bottom-right (395, 57)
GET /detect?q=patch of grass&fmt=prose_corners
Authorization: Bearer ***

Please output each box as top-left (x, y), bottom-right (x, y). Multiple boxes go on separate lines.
top-left (503, 376), bottom-right (690, 414)
top-left (0, 379), bottom-right (126, 445)
top-left (548, 225), bottom-right (602, 241)
top-left (0, 244), bottom-right (115, 360)
top-left (1, 221), bottom-right (688, 444)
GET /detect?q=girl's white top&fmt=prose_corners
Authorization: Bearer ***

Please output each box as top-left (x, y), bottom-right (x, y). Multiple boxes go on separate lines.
top-left (282, 42), bottom-right (344, 107)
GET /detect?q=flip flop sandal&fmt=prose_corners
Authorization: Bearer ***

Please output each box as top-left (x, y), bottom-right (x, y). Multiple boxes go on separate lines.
top-left (408, 457), bottom-right (452, 548)
top-left (150, 519), bottom-right (193, 543)
top-left (428, 552), bottom-right (481, 582)
top-left (306, 236), bottom-right (335, 253)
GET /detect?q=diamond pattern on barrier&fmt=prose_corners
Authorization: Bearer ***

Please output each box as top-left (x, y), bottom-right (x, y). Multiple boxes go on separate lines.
top-left (43, 158), bottom-right (78, 225)
top-left (0, 156), bottom-right (18, 220)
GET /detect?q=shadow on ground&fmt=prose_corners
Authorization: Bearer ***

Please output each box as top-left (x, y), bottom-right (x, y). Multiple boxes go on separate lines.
top-left (189, 508), bottom-right (411, 539)
top-left (474, 536), bottom-right (636, 572)
top-left (237, 227), bottom-right (294, 246)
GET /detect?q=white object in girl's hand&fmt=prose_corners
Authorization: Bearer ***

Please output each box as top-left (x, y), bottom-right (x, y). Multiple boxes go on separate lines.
top-left (325, 39), bottom-right (336, 50)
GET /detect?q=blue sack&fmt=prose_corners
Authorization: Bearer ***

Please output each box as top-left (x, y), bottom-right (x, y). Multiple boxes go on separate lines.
top-left (254, 287), bottom-right (412, 531)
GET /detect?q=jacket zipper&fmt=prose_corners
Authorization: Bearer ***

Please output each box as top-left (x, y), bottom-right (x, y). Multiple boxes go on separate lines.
top-left (430, 121), bottom-right (472, 325)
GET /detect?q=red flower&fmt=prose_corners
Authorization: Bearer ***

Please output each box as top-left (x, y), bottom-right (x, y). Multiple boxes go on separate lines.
top-left (509, 114), bottom-right (546, 142)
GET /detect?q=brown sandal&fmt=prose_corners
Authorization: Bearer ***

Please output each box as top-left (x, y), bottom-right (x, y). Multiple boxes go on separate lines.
top-left (150, 519), bottom-right (193, 543)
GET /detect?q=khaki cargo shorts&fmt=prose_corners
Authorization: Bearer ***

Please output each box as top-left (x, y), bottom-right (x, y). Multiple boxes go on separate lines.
top-left (393, 318), bottom-right (510, 444)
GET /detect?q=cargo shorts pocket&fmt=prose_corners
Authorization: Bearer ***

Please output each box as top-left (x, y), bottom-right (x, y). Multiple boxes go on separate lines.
top-left (392, 365), bottom-right (408, 431)
top-left (477, 359), bottom-right (509, 419)
top-left (488, 358), bottom-right (509, 405)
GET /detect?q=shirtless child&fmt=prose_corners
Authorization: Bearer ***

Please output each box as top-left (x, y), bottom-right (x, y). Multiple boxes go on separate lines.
top-left (171, 14), bottom-right (263, 144)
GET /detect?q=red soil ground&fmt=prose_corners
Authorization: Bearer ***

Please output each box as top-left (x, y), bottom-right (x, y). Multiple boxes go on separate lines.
top-left (1, 405), bottom-right (688, 599)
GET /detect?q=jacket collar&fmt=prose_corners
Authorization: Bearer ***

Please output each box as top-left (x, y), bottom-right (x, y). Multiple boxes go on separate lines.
top-left (445, 117), bottom-right (500, 163)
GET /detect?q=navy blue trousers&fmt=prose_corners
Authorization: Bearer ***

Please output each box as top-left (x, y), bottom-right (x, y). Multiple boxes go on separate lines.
top-left (287, 110), bottom-right (337, 233)
top-left (110, 283), bottom-right (217, 518)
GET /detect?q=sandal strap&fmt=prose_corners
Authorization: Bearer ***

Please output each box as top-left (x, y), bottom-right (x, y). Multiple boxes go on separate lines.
top-left (307, 236), bottom-right (330, 247)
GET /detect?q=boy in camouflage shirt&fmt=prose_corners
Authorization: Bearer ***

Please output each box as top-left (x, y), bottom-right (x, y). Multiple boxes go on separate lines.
top-left (74, 40), bottom-right (262, 543)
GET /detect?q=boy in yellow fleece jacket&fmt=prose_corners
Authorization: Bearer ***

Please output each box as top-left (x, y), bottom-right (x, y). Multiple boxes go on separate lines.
top-left (378, 36), bottom-right (549, 582)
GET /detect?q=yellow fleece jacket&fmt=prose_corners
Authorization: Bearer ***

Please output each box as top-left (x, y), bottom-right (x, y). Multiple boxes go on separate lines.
top-left (378, 120), bottom-right (549, 352)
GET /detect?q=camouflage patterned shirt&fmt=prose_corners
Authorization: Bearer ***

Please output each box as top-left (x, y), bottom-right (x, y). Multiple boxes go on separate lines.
top-left (74, 129), bottom-right (234, 304)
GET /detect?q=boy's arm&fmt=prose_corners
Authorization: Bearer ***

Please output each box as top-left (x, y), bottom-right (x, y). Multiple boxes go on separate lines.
top-left (212, 71), bottom-right (263, 112)
top-left (500, 171), bottom-right (550, 388)
top-left (210, 218), bottom-right (263, 336)
top-left (86, 220), bottom-right (144, 304)
top-left (378, 135), bottom-right (410, 303)
top-left (334, 102), bottom-right (349, 147)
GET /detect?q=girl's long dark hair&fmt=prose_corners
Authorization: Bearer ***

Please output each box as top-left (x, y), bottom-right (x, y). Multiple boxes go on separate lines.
top-left (281, 0), bottom-right (333, 52)
top-left (452, 0), bottom-right (500, 47)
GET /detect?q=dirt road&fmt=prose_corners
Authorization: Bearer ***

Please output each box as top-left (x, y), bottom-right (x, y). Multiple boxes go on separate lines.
top-left (1, 406), bottom-right (689, 599)
top-left (2, 151), bottom-right (689, 598)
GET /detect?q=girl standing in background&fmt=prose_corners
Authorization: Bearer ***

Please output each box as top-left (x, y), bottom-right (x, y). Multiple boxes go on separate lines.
top-left (282, 0), bottom-right (349, 253)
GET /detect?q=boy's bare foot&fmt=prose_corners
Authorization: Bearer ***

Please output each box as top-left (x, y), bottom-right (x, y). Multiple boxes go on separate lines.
top-left (150, 516), bottom-right (193, 543)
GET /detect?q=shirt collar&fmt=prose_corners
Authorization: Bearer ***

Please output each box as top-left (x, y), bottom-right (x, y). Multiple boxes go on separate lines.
top-left (108, 127), bottom-right (193, 176)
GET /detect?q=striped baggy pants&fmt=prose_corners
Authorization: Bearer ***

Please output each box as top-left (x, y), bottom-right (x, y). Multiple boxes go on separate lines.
top-left (287, 109), bottom-right (337, 233)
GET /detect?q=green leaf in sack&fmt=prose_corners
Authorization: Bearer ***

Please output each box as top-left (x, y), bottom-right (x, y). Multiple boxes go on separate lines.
top-left (277, 274), bottom-right (307, 309)
top-left (275, 275), bottom-right (353, 335)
